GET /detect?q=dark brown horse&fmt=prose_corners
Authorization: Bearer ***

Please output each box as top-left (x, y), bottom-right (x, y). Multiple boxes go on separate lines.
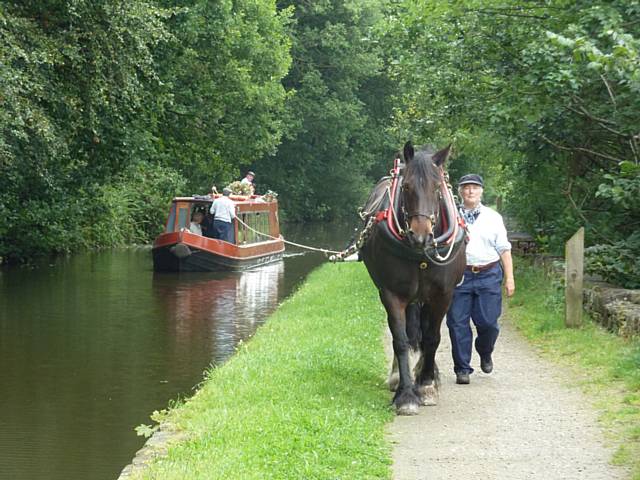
top-left (360, 142), bottom-right (466, 415)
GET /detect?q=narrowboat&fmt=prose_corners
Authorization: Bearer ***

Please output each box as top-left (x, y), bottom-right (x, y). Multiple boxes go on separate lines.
top-left (152, 194), bottom-right (284, 272)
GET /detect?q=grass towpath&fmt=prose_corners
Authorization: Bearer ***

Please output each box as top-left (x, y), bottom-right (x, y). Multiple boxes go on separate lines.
top-left (130, 263), bottom-right (394, 479)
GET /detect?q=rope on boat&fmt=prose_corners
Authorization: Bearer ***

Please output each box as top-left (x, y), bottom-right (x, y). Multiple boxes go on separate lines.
top-left (234, 217), bottom-right (344, 256)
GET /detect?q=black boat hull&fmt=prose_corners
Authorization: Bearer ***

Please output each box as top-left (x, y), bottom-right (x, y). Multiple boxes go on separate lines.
top-left (152, 243), bottom-right (284, 272)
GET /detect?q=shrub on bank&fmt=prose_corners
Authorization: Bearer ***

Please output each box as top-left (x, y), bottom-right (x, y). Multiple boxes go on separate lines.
top-left (0, 163), bottom-right (185, 262)
top-left (83, 163), bottom-right (186, 248)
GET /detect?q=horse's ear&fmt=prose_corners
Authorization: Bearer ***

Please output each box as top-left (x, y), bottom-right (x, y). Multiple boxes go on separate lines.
top-left (403, 141), bottom-right (415, 163)
top-left (432, 144), bottom-right (452, 167)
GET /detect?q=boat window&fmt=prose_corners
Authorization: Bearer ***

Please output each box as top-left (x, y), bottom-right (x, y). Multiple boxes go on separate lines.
top-left (191, 203), bottom-right (209, 217)
top-left (166, 203), bottom-right (177, 232)
top-left (237, 211), bottom-right (271, 244)
top-left (177, 206), bottom-right (189, 230)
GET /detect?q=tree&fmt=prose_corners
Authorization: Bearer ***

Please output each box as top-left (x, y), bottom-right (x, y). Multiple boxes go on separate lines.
top-left (0, 1), bottom-right (174, 259)
top-left (380, 0), bottom-right (640, 287)
top-left (0, 0), bottom-right (292, 261)
top-left (258, 0), bottom-right (398, 221)
top-left (154, 0), bottom-right (292, 190)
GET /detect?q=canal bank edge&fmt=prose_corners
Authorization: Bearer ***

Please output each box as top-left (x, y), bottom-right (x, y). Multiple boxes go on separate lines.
top-left (116, 263), bottom-right (392, 479)
top-left (118, 422), bottom-right (187, 479)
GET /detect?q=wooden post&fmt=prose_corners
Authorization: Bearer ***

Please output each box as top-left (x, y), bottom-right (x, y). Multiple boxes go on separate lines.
top-left (565, 227), bottom-right (584, 327)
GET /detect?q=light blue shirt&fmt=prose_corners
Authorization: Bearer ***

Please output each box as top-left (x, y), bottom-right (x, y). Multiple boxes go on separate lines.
top-left (464, 204), bottom-right (511, 266)
top-left (209, 196), bottom-right (236, 223)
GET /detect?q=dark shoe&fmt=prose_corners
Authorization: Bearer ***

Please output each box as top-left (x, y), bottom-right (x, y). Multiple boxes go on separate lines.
top-left (456, 372), bottom-right (470, 385)
top-left (480, 355), bottom-right (493, 374)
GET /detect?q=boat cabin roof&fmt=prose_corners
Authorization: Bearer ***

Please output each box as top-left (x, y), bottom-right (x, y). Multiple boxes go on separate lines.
top-left (170, 195), bottom-right (279, 217)
top-left (172, 194), bottom-right (267, 205)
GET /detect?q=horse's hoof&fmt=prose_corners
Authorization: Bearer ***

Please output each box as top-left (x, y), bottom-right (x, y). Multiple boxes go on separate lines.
top-left (387, 373), bottom-right (399, 392)
top-left (418, 385), bottom-right (438, 406)
top-left (393, 386), bottom-right (421, 415)
top-left (395, 402), bottom-right (420, 416)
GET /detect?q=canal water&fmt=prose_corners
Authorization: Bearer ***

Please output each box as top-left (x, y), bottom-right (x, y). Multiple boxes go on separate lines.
top-left (0, 222), bottom-right (357, 480)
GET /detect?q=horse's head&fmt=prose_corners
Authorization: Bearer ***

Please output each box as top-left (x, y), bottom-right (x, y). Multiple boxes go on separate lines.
top-left (401, 141), bottom-right (451, 250)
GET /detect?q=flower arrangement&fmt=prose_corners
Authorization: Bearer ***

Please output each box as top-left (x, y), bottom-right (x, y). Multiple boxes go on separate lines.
top-left (261, 190), bottom-right (278, 202)
top-left (226, 181), bottom-right (252, 196)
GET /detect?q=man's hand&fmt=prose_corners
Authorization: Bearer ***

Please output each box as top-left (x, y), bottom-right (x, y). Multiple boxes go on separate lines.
top-left (504, 277), bottom-right (515, 297)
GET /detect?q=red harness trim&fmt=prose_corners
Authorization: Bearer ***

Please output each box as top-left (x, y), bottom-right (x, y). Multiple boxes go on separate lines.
top-left (375, 210), bottom-right (388, 222)
top-left (385, 159), bottom-right (404, 241)
top-left (439, 176), bottom-right (458, 246)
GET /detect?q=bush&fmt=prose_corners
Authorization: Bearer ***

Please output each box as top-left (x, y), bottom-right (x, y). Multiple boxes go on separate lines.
top-left (586, 232), bottom-right (640, 289)
top-left (83, 163), bottom-right (187, 247)
top-left (585, 162), bottom-right (640, 289)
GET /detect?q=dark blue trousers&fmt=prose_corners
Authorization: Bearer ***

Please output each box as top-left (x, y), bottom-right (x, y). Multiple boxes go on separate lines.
top-left (446, 263), bottom-right (503, 374)
top-left (213, 219), bottom-right (235, 243)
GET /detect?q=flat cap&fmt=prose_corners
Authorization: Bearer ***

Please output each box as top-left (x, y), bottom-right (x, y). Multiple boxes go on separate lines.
top-left (458, 174), bottom-right (484, 187)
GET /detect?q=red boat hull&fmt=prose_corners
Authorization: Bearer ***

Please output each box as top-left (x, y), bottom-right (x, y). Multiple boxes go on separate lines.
top-left (152, 231), bottom-right (284, 272)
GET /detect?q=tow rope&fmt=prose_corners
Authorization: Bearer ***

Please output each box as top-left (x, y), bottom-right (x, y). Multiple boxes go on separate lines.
top-left (235, 216), bottom-right (343, 256)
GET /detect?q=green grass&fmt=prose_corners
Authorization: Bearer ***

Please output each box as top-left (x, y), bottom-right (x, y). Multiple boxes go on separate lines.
top-left (507, 260), bottom-right (640, 479)
top-left (133, 263), bottom-right (394, 479)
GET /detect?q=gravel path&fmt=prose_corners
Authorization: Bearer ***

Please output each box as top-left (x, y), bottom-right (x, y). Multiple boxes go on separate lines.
top-left (385, 314), bottom-right (629, 480)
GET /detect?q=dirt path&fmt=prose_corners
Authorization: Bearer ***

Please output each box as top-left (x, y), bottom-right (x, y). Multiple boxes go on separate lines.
top-left (385, 314), bottom-right (629, 480)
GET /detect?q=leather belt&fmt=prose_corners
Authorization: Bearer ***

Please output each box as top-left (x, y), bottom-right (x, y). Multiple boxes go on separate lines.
top-left (466, 261), bottom-right (499, 273)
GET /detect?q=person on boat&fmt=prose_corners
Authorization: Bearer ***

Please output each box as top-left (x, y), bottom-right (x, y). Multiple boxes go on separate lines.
top-left (240, 171), bottom-right (255, 194)
top-left (189, 211), bottom-right (205, 235)
top-left (209, 187), bottom-right (236, 243)
top-left (446, 174), bottom-right (515, 385)
top-left (202, 186), bottom-right (220, 238)
top-left (201, 211), bottom-right (215, 238)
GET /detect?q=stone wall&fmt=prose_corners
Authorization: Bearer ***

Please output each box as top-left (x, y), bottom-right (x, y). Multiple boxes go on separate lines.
top-left (583, 280), bottom-right (640, 338)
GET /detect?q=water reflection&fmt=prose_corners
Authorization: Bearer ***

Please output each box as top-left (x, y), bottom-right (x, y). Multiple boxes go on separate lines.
top-left (153, 262), bottom-right (284, 364)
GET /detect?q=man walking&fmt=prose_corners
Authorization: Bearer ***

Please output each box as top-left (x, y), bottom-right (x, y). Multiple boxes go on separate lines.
top-left (447, 174), bottom-right (515, 385)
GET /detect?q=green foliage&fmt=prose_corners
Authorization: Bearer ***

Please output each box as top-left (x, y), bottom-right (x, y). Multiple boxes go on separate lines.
top-left (586, 232), bottom-right (640, 289)
top-left (258, 0), bottom-right (398, 221)
top-left (4, 0), bottom-right (639, 283)
top-left (155, 0), bottom-right (293, 190)
top-left (0, 1), bottom-right (175, 260)
top-left (585, 161), bottom-right (640, 287)
top-left (380, 0), bottom-right (640, 288)
top-left (0, 0), bottom-right (290, 261)
top-left (83, 163), bottom-right (186, 248)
